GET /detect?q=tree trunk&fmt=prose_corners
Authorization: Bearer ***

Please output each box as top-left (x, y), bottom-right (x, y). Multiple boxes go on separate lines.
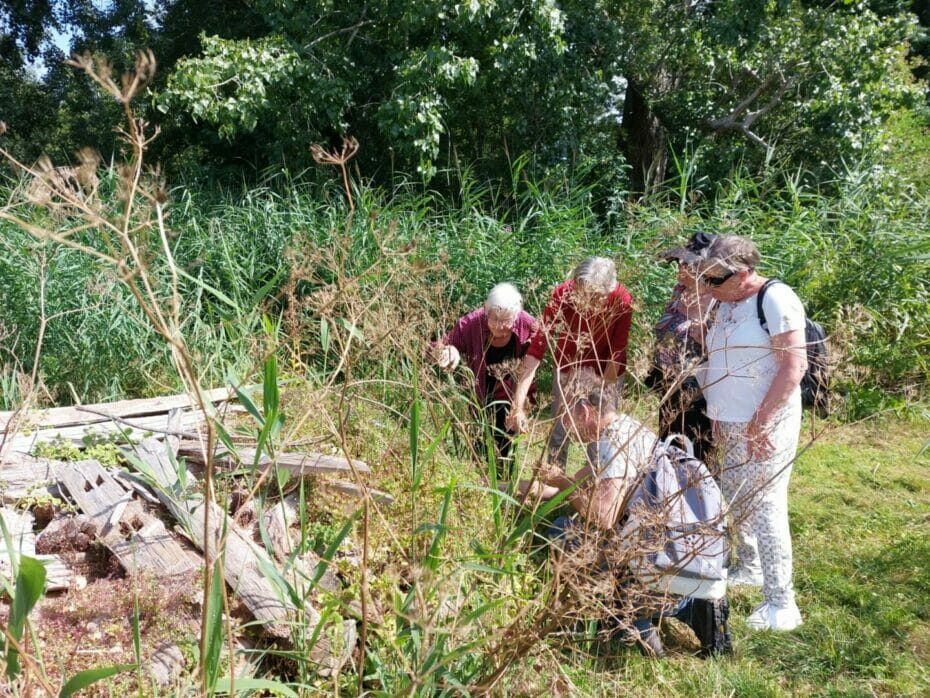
top-left (620, 77), bottom-right (669, 196)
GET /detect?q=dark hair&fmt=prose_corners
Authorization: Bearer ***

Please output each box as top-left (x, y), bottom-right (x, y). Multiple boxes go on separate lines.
top-left (658, 231), bottom-right (718, 264)
top-left (567, 371), bottom-right (621, 414)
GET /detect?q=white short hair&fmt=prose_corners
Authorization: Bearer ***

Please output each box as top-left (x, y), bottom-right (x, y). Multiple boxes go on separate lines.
top-left (484, 283), bottom-right (523, 315)
top-left (572, 257), bottom-right (616, 294)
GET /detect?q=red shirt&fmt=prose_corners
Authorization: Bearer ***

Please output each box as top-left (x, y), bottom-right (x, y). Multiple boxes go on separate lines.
top-left (527, 280), bottom-right (634, 376)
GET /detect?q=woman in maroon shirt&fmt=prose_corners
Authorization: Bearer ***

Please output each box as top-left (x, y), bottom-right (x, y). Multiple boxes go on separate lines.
top-left (507, 257), bottom-right (634, 466)
top-left (431, 283), bottom-right (541, 475)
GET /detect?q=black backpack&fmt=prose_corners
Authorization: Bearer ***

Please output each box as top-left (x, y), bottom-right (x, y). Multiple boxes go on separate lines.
top-left (756, 279), bottom-right (830, 414)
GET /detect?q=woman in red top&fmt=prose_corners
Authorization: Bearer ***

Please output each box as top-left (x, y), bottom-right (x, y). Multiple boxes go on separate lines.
top-left (507, 257), bottom-right (634, 466)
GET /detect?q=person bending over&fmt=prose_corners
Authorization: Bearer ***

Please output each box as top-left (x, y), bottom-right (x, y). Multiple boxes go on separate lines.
top-left (432, 282), bottom-right (541, 476)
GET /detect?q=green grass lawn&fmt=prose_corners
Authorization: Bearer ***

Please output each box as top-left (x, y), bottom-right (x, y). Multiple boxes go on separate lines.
top-left (554, 415), bottom-right (930, 697)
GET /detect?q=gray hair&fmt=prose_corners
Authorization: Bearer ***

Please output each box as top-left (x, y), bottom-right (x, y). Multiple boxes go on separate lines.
top-left (572, 256), bottom-right (616, 294)
top-left (701, 234), bottom-right (761, 273)
top-left (484, 282), bottom-right (523, 315)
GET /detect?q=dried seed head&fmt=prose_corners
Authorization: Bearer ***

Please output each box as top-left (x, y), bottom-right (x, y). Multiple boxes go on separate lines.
top-left (310, 144), bottom-right (327, 164)
top-left (135, 49), bottom-right (157, 85)
top-left (75, 147), bottom-right (101, 193)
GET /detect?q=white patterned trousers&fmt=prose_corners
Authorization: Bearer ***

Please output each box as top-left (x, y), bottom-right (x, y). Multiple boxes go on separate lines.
top-left (716, 403), bottom-right (801, 607)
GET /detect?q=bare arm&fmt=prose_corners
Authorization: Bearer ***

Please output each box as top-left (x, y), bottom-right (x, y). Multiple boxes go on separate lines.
top-left (542, 465), bottom-right (627, 530)
top-left (747, 328), bottom-right (807, 458)
top-left (505, 354), bottom-right (541, 431)
top-left (602, 360), bottom-right (621, 385)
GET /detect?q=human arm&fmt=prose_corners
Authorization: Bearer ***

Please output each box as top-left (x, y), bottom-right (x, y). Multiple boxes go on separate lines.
top-left (430, 311), bottom-right (476, 371)
top-left (602, 360), bottom-right (621, 385)
top-left (539, 464), bottom-right (627, 530)
top-left (431, 343), bottom-right (460, 370)
top-left (505, 354), bottom-right (541, 431)
top-left (506, 299), bottom-right (554, 431)
top-left (747, 328), bottom-right (807, 459)
top-left (684, 292), bottom-right (715, 347)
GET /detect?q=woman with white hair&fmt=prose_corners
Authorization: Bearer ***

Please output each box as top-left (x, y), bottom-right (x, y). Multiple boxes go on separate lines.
top-left (507, 257), bottom-right (634, 467)
top-left (431, 283), bottom-right (542, 474)
top-left (697, 234), bottom-right (807, 632)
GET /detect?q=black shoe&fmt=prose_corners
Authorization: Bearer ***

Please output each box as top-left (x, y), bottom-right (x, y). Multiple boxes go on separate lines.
top-left (637, 627), bottom-right (667, 658)
top-left (683, 598), bottom-right (733, 658)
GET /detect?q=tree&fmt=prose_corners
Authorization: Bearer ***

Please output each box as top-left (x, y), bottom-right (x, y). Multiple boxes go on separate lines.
top-left (606, 0), bottom-right (924, 191)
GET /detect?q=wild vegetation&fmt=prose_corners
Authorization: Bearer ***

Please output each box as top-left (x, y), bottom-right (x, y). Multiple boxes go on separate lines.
top-left (1, 0), bottom-right (929, 695)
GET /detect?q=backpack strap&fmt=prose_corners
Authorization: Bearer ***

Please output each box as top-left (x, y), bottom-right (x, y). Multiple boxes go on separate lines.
top-left (660, 433), bottom-right (696, 459)
top-left (755, 278), bottom-right (782, 335)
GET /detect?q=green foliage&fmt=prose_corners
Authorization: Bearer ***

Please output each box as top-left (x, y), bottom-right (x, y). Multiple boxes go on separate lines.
top-left (15, 482), bottom-right (76, 516)
top-left (3, 555), bottom-right (46, 678)
top-left (58, 664), bottom-right (136, 698)
top-left (32, 436), bottom-right (124, 466)
top-left (145, 0), bottom-right (927, 188)
top-left (2, 158), bottom-right (928, 408)
top-left (159, 35), bottom-right (302, 138)
top-left (203, 559), bottom-right (226, 695)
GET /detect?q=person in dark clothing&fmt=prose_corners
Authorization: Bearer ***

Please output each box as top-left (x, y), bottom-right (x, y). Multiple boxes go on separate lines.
top-left (647, 233), bottom-right (717, 464)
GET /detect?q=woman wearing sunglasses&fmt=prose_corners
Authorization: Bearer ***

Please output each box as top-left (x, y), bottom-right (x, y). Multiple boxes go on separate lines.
top-left (696, 234), bottom-right (808, 632)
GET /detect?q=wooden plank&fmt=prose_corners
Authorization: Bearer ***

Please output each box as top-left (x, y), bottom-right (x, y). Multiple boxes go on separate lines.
top-left (0, 455), bottom-right (62, 503)
top-left (109, 515), bottom-right (199, 577)
top-left (0, 508), bottom-right (76, 591)
top-left (57, 460), bottom-right (132, 531)
top-left (324, 479), bottom-right (395, 505)
top-left (0, 387), bottom-right (233, 432)
top-left (1, 410), bottom-right (207, 458)
top-left (131, 435), bottom-right (354, 667)
top-left (39, 553), bottom-right (81, 591)
top-left (0, 507), bottom-right (35, 555)
top-left (177, 440), bottom-right (370, 476)
top-left (57, 460), bottom-right (198, 578)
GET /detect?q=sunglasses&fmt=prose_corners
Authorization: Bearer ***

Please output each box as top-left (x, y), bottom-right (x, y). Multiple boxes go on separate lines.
top-left (701, 270), bottom-right (737, 287)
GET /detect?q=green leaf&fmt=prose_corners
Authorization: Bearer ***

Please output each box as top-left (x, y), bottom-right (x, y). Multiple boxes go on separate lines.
top-left (213, 678), bottom-right (299, 697)
top-left (424, 483), bottom-right (454, 572)
top-left (335, 317), bottom-right (366, 343)
top-left (59, 664), bottom-right (135, 697)
top-left (234, 383), bottom-right (264, 427)
top-left (503, 484), bottom-right (573, 548)
top-left (5, 556), bottom-right (46, 678)
top-left (177, 268), bottom-right (241, 312)
top-left (204, 555), bottom-right (226, 692)
top-left (262, 353), bottom-right (279, 417)
top-left (320, 316), bottom-right (330, 354)
top-left (309, 511), bottom-right (359, 591)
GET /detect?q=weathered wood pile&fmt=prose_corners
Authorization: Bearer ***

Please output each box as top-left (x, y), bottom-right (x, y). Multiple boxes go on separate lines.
top-left (0, 389), bottom-right (388, 682)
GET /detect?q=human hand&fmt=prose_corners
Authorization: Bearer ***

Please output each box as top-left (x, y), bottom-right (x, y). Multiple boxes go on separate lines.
top-left (538, 463), bottom-right (570, 489)
top-left (505, 408), bottom-right (528, 433)
top-left (514, 479), bottom-right (560, 501)
top-left (433, 344), bottom-right (460, 371)
top-left (746, 416), bottom-right (775, 460)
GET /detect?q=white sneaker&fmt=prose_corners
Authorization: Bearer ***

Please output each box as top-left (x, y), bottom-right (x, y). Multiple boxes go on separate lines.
top-left (727, 566), bottom-right (764, 588)
top-left (746, 601), bottom-right (803, 631)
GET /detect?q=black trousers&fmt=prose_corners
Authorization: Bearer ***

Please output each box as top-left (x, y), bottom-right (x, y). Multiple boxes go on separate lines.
top-left (474, 400), bottom-right (515, 479)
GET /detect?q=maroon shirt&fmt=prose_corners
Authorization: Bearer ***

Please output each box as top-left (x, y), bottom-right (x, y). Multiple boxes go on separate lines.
top-left (441, 308), bottom-right (541, 404)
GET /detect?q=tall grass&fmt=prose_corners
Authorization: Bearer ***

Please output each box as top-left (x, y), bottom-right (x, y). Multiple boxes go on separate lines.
top-left (3, 157), bottom-right (927, 412)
